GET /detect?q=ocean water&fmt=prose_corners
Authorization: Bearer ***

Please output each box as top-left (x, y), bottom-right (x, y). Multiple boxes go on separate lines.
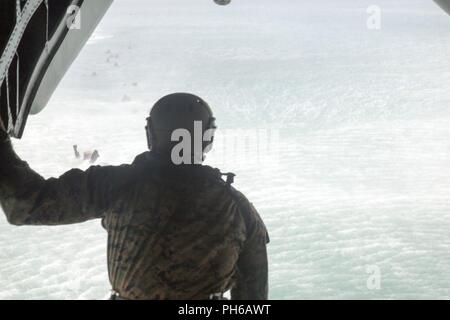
top-left (1, 0), bottom-right (450, 299)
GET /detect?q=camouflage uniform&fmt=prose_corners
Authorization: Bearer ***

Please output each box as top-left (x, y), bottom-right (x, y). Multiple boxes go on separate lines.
top-left (0, 140), bottom-right (269, 300)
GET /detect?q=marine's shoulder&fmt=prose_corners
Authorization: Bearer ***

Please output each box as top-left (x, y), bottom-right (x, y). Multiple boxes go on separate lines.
top-left (227, 186), bottom-right (268, 243)
top-left (223, 183), bottom-right (250, 206)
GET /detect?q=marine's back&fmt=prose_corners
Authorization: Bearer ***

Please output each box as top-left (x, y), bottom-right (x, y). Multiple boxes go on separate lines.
top-left (104, 152), bottom-right (254, 299)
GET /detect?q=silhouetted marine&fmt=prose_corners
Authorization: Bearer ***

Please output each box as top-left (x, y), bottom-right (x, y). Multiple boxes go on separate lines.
top-left (0, 93), bottom-right (269, 300)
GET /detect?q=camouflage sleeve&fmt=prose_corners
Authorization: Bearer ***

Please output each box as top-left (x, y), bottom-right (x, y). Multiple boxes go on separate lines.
top-left (0, 140), bottom-right (122, 226)
top-left (231, 200), bottom-right (269, 300)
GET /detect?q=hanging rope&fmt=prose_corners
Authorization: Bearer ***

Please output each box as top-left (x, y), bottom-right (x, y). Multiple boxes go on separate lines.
top-left (16, 52), bottom-right (20, 117)
top-left (15, 0), bottom-right (21, 119)
top-left (5, 72), bottom-right (13, 129)
top-left (0, 0), bottom-right (44, 88)
top-left (6, 73), bottom-right (10, 111)
top-left (44, 0), bottom-right (49, 52)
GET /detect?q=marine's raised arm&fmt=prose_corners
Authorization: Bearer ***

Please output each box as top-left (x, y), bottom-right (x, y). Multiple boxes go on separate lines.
top-left (0, 127), bottom-right (122, 226)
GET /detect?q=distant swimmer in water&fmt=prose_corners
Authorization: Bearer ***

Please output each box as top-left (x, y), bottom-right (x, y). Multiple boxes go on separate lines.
top-left (73, 145), bottom-right (100, 164)
top-left (85, 150), bottom-right (100, 164)
top-left (73, 145), bottom-right (81, 159)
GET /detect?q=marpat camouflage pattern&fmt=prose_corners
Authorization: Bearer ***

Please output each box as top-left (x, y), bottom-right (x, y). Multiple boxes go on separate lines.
top-left (0, 141), bottom-right (269, 299)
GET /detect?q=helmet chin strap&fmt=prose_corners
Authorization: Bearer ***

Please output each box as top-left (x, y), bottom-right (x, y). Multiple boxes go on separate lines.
top-left (145, 116), bottom-right (155, 151)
